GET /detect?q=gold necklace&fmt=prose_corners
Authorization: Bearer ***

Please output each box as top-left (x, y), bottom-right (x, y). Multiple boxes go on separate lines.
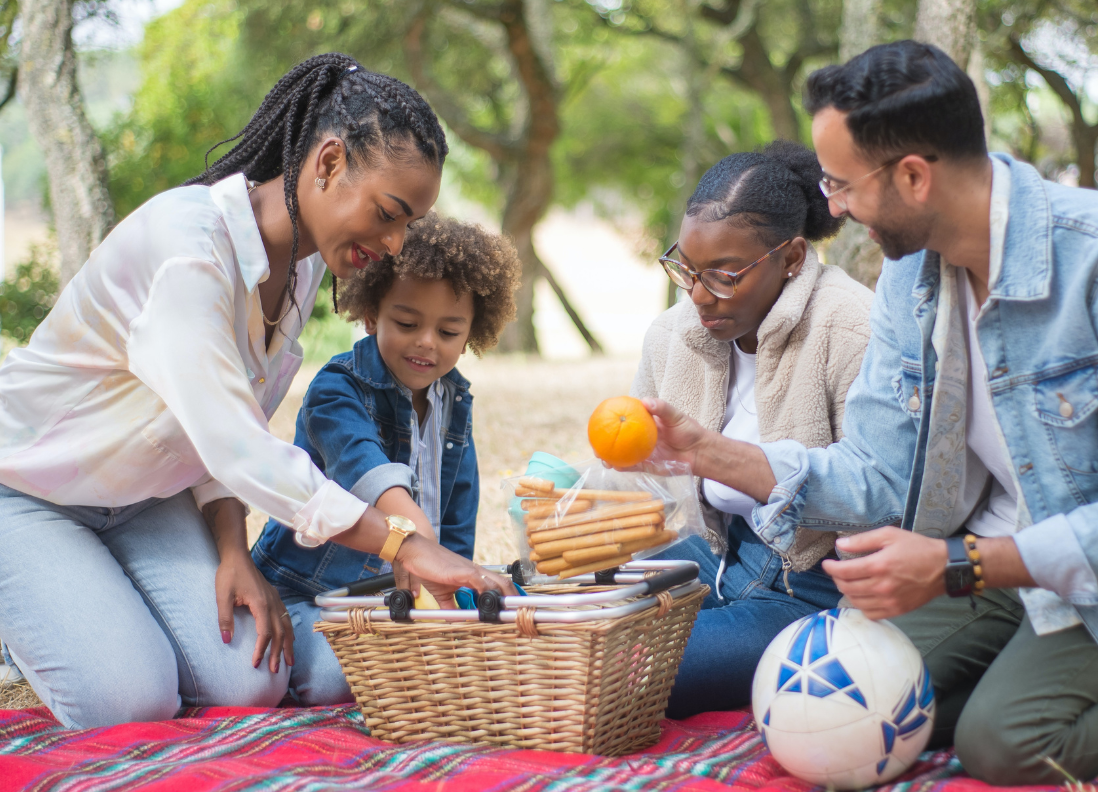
top-left (248, 179), bottom-right (293, 328)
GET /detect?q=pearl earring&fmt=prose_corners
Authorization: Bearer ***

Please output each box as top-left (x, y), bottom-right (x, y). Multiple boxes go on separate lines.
top-left (315, 177), bottom-right (327, 189)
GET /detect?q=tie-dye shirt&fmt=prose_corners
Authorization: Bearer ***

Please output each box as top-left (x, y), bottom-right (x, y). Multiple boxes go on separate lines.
top-left (0, 173), bottom-right (366, 545)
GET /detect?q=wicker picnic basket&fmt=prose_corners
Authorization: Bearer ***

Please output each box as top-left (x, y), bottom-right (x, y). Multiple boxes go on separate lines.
top-left (314, 561), bottom-right (707, 756)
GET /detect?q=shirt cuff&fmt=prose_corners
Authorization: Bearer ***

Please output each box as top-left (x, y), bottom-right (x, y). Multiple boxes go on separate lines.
top-left (349, 463), bottom-right (417, 506)
top-left (1013, 514), bottom-right (1098, 605)
top-left (190, 476), bottom-right (250, 516)
top-left (750, 439), bottom-right (811, 553)
top-left (291, 479), bottom-right (369, 548)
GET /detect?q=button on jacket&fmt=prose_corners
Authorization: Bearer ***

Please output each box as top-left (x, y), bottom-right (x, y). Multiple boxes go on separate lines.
top-left (0, 173), bottom-right (366, 543)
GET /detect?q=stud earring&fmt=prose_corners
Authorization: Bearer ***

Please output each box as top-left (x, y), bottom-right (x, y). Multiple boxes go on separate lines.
top-left (315, 177), bottom-right (327, 189)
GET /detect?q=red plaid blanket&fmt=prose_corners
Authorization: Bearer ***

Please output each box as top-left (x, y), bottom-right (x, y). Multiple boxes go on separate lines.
top-left (0, 706), bottom-right (1055, 792)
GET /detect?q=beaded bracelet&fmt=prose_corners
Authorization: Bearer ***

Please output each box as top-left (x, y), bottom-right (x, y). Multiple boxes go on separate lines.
top-left (964, 533), bottom-right (986, 595)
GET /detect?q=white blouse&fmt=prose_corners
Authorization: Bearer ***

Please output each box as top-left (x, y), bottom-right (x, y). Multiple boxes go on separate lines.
top-left (0, 173), bottom-right (366, 545)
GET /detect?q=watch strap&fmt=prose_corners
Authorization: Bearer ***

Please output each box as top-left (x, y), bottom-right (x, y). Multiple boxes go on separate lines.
top-left (379, 530), bottom-right (406, 564)
top-left (944, 535), bottom-right (975, 597)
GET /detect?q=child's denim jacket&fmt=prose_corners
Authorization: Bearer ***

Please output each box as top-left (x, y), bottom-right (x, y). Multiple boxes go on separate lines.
top-left (252, 334), bottom-right (478, 596)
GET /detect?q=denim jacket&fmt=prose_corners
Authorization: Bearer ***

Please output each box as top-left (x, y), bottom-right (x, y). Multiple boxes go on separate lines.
top-left (252, 334), bottom-right (478, 596)
top-left (754, 153), bottom-right (1098, 638)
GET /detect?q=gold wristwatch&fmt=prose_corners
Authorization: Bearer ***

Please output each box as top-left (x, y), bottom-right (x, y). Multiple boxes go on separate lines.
top-left (379, 514), bottom-right (417, 563)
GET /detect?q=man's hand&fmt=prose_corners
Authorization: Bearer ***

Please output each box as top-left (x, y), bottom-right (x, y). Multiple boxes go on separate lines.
top-left (640, 398), bottom-right (710, 471)
top-left (640, 397), bottom-right (777, 502)
top-left (203, 498), bottom-right (294, 672)
top-left (822, 527), bottom-right (948, 620)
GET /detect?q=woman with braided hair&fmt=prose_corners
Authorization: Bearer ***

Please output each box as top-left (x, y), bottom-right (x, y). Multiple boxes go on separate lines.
top-left (0, 53), bottom-right (515, 728)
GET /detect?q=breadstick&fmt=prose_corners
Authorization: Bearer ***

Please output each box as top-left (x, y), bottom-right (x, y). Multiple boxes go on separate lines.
top-left (526, 512), bottom-right (662, 543)
top-left (530, 524), bottom-right (659, 557)
top-left (535, 556), bottom-right (571, 575)
top-left (518, 477), bottom-right (555, 493)
top-left (526, 499), bottom-right (663, 532)
top-left (523, 499), bottom-right (592, 519)
top-left (517, 487), bottom-right (565, 499)
top-left (557, 553), bottom-right (635, 580)
top-left (562, 543), bottom-right (626, 565)
top-left (574, 489), bottom-right (652, 502)
top-left (617, 530), bottom-right (678, 556)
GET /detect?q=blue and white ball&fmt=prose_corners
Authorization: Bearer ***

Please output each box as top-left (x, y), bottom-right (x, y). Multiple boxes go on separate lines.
top-left (752, 608), bottom-right (935, 788)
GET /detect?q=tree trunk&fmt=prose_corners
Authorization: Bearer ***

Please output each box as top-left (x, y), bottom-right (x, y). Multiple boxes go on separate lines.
top-left (839, 0), bottom-right (883, 61)
top-left (914, 0), bottom-right (976, 69)
top-left (19, 0), bottom-right (114, 286)
top-left (828, 0), bottom-right (886, 287)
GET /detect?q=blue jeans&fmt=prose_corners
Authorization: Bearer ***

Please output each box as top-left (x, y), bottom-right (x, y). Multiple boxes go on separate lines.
top-left (273, 584), bottom-right (354, 706)
top-left (654, 521), bottom-right (841, 718)
top-left (0, 484), bottom-right (289, 728)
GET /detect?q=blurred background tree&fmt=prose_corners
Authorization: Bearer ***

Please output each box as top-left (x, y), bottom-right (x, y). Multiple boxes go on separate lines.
top-left (2, 0), bottom-right (1097, 348)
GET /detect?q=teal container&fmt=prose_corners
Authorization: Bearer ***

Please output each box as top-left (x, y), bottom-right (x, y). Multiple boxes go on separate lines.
top-left (507, 452), bottom-right (581, 524)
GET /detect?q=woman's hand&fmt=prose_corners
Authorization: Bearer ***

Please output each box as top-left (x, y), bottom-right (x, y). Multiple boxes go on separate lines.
top-left (215, 552), bottom-right (295, 672)
top-left (394, 534), bottom-right (516, 608)
top-left (375, 487), bottom-right (438, 599)
top-left (203, 498), bottom-right (294, 673)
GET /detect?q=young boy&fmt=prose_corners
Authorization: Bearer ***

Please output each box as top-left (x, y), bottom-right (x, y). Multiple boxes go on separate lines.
top-left (252, 213), bottom-right (520, 705)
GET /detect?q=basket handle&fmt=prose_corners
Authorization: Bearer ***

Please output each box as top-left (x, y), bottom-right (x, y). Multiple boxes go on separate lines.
top-left (345, 573), bottom-right (396, 596)
top-left (640, 565), bottom-right (697, 595)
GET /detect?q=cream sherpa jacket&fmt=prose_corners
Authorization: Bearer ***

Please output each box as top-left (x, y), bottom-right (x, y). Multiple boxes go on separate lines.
top-left (631, 244), bottom-right (873, 571)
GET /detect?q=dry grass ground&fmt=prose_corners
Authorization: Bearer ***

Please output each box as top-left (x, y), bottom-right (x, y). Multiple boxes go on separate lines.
top-left (2, 354), bottom-right (639, 710)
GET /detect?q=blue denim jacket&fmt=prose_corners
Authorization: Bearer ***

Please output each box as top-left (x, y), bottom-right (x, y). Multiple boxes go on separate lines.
top-left (252, 335), bottom-right (478, 596)
top-left (754, 154), bottom-right (1098, 637)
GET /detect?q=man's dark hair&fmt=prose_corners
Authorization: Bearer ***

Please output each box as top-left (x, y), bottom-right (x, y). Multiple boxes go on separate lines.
top-left (686, 139), bottom-right (844, 247)
top-left (187, 53), bottom-right (448, 317)
top-left (804, 40), bottom-right (986, 163)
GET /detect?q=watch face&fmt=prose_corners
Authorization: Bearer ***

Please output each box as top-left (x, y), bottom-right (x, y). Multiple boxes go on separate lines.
top-left (945, 564), bottom-right (974, 597)
top-left (387, 514), bottom-right (416, 535)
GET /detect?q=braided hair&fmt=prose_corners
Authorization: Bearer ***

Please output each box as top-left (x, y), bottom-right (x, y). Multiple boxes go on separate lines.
top-left (186, 53), bottom-right (448, 315)
top-left (686, 140), bottom-right (844, 246)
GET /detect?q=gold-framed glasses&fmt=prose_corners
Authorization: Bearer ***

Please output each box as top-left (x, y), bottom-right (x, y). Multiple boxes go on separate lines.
top-left (659, 239), bottom-right (791, 299)
top-left (819, 154), bottom-right (939, 211)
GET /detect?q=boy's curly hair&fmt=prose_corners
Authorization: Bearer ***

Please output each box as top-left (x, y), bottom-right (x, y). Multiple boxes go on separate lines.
top-left (337, 212), bottom-right (521, 355)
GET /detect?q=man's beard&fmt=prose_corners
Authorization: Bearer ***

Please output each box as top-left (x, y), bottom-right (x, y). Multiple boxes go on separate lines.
top-left (851, 183), bottom-right (933, 261)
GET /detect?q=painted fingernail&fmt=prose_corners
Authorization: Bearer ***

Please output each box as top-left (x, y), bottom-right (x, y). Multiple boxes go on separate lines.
top-left (253, 658), bottom-right (261, 669)
top-left (222, 630), bottom-right (231, 644)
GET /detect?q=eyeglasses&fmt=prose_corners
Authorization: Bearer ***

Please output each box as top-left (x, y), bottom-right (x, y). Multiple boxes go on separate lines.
top-left (819, 154), bottom-right (939, 212)
top-left (659, 239), bottom-right (791, 300)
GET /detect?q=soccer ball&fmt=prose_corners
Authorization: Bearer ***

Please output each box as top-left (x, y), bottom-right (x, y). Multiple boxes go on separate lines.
top-left (752, 608), bottom-right (935, 788)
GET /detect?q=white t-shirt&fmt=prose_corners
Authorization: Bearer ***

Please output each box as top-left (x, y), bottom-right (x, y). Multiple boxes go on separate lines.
top-left (960, 271), bottom-right (1019, 537)
top-left (704, 341), bottom-right (761, 520)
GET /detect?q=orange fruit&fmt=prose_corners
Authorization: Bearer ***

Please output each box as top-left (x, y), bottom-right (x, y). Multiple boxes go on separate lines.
top-left (587, 396), bottom-right (658, 468)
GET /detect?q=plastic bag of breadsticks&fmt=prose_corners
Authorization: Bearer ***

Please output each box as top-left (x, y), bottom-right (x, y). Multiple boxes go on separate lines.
top-left (503, 454), bottom-right (705, 581)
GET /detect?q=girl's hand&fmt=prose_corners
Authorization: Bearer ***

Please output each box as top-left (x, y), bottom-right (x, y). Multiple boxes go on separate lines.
top-left (215, 552), bottom-right (295, 672)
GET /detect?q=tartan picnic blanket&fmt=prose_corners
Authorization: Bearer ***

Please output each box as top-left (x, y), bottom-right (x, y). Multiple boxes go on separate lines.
top-left (0, 705), bottom-right (1056, 792)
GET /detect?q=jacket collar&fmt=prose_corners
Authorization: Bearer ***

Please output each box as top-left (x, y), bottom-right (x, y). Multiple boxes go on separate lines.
top-left (756, 242), bottom-right (822, 351)
top-left (909, 153), bottom-right (1052, 304)
top-left (208, 172), bottom-right (271, 293)
top-left (351, 334), bottom-right (471, 393)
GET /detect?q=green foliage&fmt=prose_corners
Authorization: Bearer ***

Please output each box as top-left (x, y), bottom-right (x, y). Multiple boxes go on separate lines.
top-left (104, 0), bottom-right (257, 217)
top-left (299, 310), bottom-right (358, 364)
top-left (0, 243), bottom-right (60, 344)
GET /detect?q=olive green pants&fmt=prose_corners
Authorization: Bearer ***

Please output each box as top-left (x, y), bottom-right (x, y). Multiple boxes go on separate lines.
top-left (892, 590), bottom-right (1098, 785)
